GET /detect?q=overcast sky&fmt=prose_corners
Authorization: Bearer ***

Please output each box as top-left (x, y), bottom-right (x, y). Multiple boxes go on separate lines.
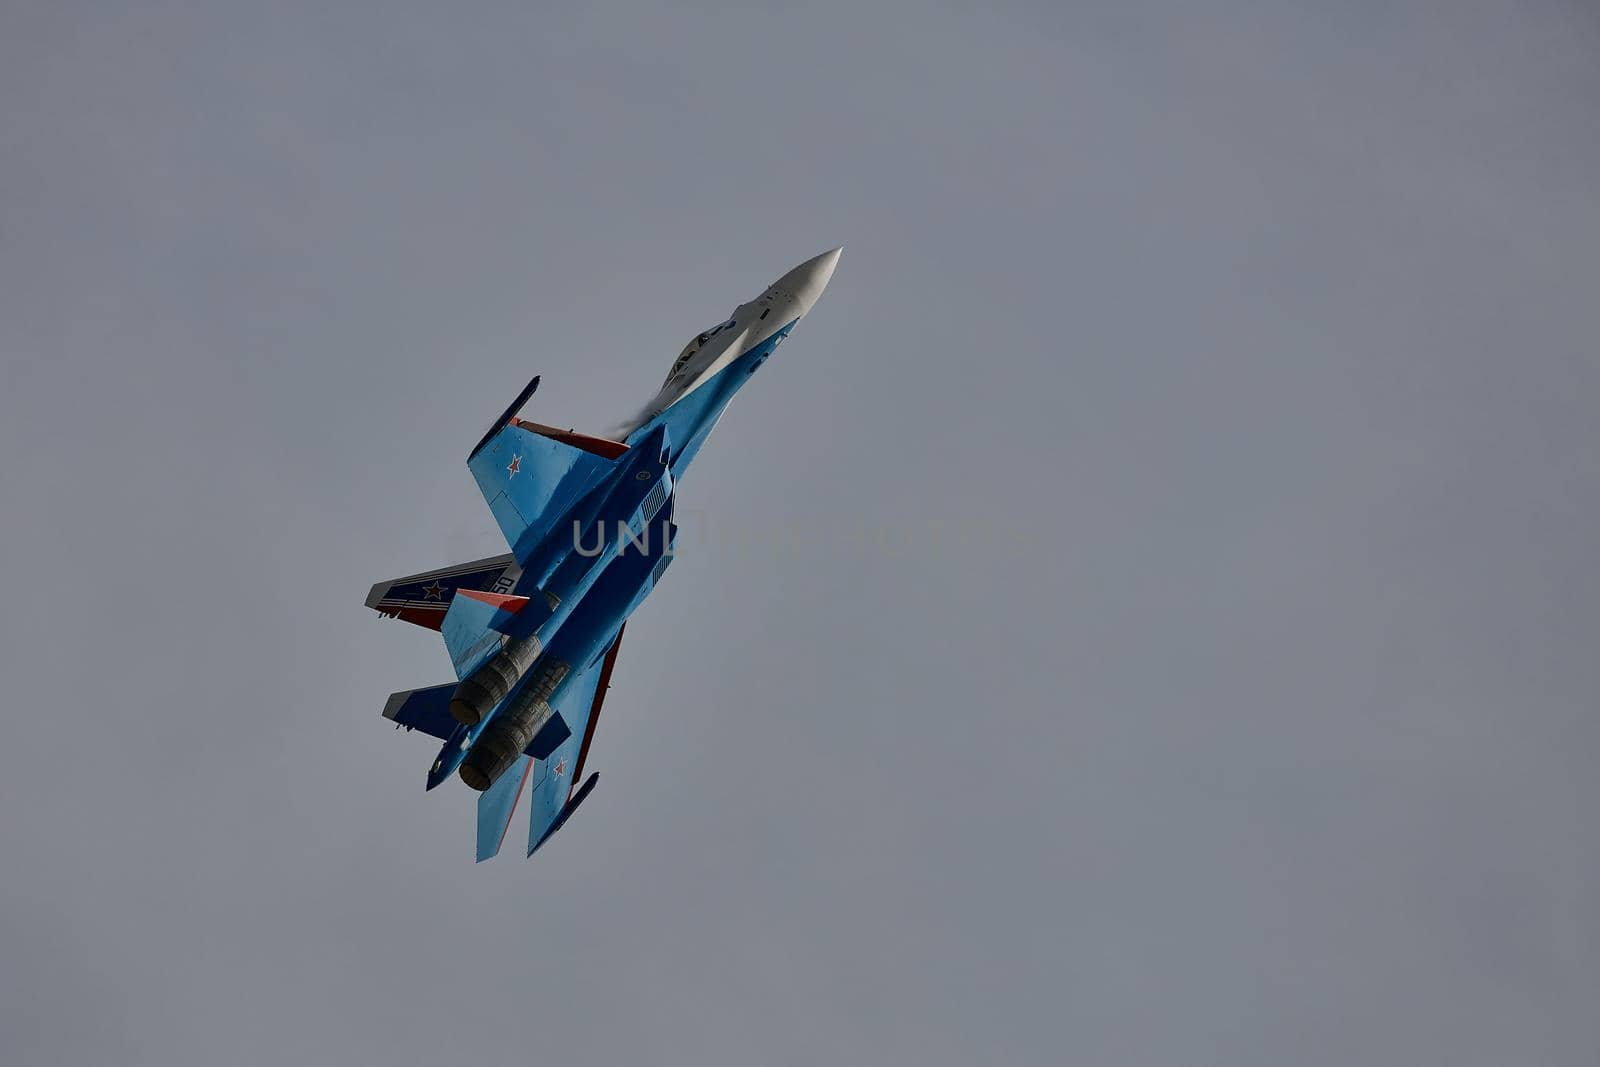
top-left (3, 2), bottom-right (1597, 1064)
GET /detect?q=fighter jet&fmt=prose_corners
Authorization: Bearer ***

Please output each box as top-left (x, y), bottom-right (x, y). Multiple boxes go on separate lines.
top-left (366, 248), bottom-right (841, 860)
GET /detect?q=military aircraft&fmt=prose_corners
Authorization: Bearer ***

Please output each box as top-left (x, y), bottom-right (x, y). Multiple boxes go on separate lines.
top-left (366, 248), bottom-right (841, 860)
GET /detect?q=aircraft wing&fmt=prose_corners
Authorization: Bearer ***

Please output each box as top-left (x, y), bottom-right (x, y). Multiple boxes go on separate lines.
top-left (469, 422), bottom-right (618, 559)
top-left (474, 626), bottom-right (625, 861)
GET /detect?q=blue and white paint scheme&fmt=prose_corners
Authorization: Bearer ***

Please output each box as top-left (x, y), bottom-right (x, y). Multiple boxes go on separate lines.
top-left (366, 248), bottom-right (841, 861)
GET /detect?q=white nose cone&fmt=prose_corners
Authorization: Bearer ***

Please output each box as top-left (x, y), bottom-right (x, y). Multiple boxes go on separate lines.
top-left (776, 246), bottom-right (842, 317)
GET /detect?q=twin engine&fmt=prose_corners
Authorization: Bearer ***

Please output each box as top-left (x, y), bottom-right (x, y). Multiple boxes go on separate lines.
top-left (457, 656), bottom-right (570, 792)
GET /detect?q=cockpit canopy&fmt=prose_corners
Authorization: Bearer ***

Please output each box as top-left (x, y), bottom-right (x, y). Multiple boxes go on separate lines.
top-left (664, 314), bottom-right (739, 387)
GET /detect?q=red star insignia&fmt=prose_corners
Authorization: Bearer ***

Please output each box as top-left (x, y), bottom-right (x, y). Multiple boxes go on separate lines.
top-left (507, 454), bottom-right (522, 476)
top-left (553, 757), bottom-right (566, 779)
top-left (421, 580), bottom-right (446, 601)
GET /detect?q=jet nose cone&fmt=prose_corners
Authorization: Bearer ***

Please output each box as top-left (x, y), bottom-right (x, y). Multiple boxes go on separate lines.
top-left (805, 245), bottom-right (843, 283)
top-left (776, 246), bottom-right (842, 315)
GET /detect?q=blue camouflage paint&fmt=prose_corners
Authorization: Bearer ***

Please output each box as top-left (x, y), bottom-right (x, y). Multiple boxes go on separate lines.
top-left (419, 323), bottom-right (779, 855)
top-left (624, 319), bottom-right (797, 476)
top-left (368, 249), bottom-right (834, 863)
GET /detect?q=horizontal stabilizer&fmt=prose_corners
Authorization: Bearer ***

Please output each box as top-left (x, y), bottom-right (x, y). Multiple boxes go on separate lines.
top-left (476, 754), bottom-right (533, 862)
top-left (531, 773), bottom-right (599, 856)
top-left (519, 629), bottom-right (625, 858)
top-left (382, 684), bottom-right (458, 741)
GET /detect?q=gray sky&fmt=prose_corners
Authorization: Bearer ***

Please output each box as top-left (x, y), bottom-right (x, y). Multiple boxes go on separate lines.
top-left (3, 2), bottom-right (1598, 1064)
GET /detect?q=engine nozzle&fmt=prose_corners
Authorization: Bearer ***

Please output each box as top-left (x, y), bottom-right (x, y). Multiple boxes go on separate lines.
top-left (450, 635), bottom-right (542, 725)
